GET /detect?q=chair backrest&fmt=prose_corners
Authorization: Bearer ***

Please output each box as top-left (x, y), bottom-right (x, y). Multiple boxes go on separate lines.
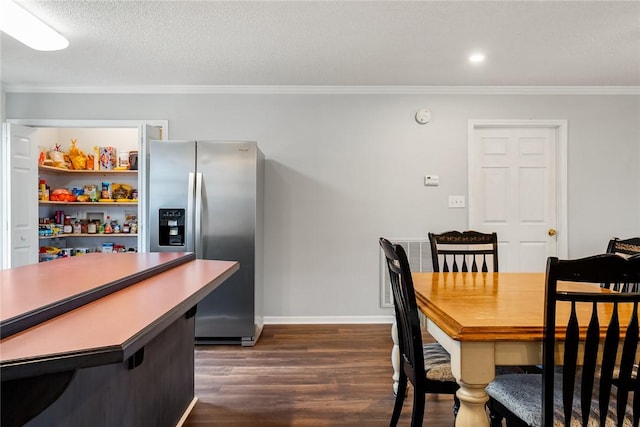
top-left (542, 254), bottom-right (640, 426)
top-left (379, 238), bottom-right (425, 387)
top-left (607, 237), bottom-right (640, 257)
top-left (428, 230), bottom-right (498, 273)
top-left (604, 239), bottom-right (640, 292)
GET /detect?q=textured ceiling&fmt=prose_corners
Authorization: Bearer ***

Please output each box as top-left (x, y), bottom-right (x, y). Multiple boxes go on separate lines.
top-left (1, 0), bottom-right (639, 90)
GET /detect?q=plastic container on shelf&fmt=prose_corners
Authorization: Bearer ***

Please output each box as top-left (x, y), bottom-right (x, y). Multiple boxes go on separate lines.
top-left (39, 253), bottom-right (58, 262)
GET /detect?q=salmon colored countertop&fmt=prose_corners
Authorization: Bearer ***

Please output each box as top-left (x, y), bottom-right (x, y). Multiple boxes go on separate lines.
top-left (0, 252), bottom-right (196, 338)
top-left (0, 254), bottom-right (238, 381)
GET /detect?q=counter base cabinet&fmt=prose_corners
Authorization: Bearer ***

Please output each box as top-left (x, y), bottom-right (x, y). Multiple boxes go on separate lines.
top-left (3, 315), bottom-right (195, 427)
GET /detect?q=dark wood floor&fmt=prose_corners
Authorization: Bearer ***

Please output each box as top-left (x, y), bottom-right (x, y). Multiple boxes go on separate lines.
top-left (183, 324), bottom-right (457, 427)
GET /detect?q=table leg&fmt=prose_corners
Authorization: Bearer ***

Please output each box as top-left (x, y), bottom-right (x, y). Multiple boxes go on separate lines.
top-left (454, 381), bottom-right (490, 427)
top-left (391, 320), bottom-right (399, 395)
top-left (425, 322), bottom-right (494, 427)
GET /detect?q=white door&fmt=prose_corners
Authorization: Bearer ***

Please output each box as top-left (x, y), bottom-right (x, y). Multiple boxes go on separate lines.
top-left (469, 121), bottom-right (567, 272)
top-left (2, 124), bottom-right (39, 267)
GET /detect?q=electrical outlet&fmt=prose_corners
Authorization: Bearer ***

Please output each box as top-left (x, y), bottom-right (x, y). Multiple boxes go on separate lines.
top-left (448, 195), bottom-right (465, 208)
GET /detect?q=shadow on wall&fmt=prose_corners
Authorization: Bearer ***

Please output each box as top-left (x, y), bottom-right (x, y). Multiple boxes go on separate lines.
top-left (264, 159), bottom-right (364, 315)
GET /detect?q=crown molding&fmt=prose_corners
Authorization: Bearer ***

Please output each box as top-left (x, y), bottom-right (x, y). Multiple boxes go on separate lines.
top-left (2, 84), bottom-right (640, 95)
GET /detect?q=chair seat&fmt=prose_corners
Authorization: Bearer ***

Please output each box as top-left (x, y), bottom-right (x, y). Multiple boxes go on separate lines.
top-left (423, 343), bottom-right (523, 382)
top-left (423, 343), bottom-right (455, 381)
top-left (487, 374), bottom-right (635, 427)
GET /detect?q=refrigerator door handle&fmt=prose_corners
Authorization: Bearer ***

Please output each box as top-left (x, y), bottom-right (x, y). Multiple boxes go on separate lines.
top-left (186, 172), bottom-right (196, 253)
top-left (195, 172), bottom-right (203, 258)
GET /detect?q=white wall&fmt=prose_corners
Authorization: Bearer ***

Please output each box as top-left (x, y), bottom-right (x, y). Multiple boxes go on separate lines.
top-left (6, 91), bottom-right (640, 320)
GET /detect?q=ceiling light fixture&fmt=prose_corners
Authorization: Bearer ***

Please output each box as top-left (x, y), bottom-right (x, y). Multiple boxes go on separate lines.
top-left (0, 0), bottom-right (68, 51)
top-left (468, 53), bottom-right (486, 64)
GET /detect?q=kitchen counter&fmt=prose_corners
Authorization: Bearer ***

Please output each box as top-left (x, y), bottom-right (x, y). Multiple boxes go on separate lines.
top-left (1, 252), bottom-right (195, 339)
top-left (0, 253), bottom-right (239, 427)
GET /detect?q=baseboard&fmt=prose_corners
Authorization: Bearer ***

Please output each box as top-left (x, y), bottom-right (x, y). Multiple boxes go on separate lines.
top-left (176, 397), bottom-right (197, 427)
top-left (263, 315), bottom-right (394, 325)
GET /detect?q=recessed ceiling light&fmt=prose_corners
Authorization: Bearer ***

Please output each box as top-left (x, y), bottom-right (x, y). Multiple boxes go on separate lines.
top-left (469, 53), bottom-right (486, 64)
top-left (0, 0), bottom-right (69, 51)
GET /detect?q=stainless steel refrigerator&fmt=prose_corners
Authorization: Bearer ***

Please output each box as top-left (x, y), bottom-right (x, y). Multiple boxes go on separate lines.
top-left (147, 140), bottom-right (264, 345)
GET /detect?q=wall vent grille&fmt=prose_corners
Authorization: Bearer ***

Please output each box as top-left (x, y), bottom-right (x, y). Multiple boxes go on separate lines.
top-left (379, 238), bottom-right (432, 308)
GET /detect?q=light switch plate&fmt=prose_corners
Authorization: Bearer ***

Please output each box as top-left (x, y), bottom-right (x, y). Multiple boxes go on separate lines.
top-left (448, 195), bottom-right (465, 208)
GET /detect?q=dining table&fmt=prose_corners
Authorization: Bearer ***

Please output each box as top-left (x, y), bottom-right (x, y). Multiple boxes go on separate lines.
top-left (403, 271), bottom-right (619, 427)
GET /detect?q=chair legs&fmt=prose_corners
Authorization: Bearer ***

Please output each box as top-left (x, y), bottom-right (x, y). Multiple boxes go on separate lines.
top-left (391, 373), bottom-right (456, 427)
top-left (487, 398), bottom-right (529, 427)
top-left (486, 398), bottom-right (504, 427)
top-left (389, 374), bottom-right (426, 427)
top-left (390, 373), bottom-right (408, 426)
top-left (410, 388), bottom-right (425, 427)
top-left (488, 410), bottom-right (504, 427)
top-left (453, 395), bottom-right (460, 417)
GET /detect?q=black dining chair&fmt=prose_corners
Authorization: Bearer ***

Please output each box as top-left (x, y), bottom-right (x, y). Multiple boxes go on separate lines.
top-left (428, 230), bottom-right (498, 273)
top-left (429, 230), bottom-right (539, 377)
top-left (486, 254), bottom-right (640, 427)
top-left (379, 238), bottom-right (459, 427)
top-left (606, 238), bottom-right (640, 292)
top-left (607, 237), bottom-right (640, 257)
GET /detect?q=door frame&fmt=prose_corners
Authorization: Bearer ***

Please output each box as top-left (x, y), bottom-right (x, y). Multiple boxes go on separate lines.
top-left (467, 119), bottom-right (568, 260)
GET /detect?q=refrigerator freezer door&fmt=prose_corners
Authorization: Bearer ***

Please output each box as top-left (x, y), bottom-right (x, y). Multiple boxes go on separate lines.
top-left (148, 140), bottom-right (196, 253)
top-left (194, 141), bottom-right (259, 342)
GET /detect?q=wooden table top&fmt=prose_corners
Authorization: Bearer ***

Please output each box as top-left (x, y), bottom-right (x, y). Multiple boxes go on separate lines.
top-left (412, 272), bottom-right (625, 342)
top-left (1, 258), bottom-right (238, 380)
top-left (0, 252), bottom-right (195, 338)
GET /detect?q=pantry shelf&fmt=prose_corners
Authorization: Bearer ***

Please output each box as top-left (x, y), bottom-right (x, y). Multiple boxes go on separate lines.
top-left (38, 149), bottom-right (140, 260)
top-left (40, 201), bottom-right (138, 207)
top-left (39, 165), bottom-right (137, 175)
top-left (40, 233), bottom-right (138, 240)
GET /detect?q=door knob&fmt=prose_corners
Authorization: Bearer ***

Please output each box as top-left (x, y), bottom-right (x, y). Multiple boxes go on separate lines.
top-left (548, 228), bottom-right (557, 236)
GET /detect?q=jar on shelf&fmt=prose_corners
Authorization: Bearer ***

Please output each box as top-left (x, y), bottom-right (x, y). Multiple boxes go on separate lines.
top-left (104, 216), bottom-right (113, 234)
top-left (63, 216), bottom-right (73, 234)
top-left (39, 180), bottom-right (49, 201)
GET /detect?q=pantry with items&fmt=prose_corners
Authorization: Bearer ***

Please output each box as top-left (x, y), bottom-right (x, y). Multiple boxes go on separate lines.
top-left (38, 128), bottom-right (141, 261)
top-left (1, 120), bottom-right (166, 268)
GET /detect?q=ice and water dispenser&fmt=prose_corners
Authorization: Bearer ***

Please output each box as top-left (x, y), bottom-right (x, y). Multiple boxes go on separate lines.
top-left (158, 209), bottom-right (185, 246)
